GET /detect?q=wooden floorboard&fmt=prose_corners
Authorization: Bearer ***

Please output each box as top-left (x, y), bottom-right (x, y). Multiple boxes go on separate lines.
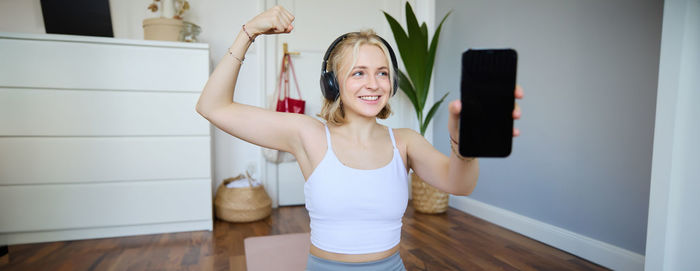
top-left (0, 202), bottom-right (609, 270)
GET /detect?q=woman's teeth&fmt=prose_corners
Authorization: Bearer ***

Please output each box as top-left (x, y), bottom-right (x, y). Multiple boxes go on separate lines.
top-left (359, 96), bottom-right (379, 101)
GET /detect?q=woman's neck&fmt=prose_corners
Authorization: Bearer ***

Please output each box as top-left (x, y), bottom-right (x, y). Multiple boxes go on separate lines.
top-left (331, 115), bottom-right (382, 145)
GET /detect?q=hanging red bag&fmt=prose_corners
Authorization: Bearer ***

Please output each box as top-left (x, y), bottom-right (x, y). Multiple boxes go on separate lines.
top-left (275, 54), bottom-right (305, 114)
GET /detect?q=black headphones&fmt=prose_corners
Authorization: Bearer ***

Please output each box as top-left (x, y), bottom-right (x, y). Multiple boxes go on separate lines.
top-left (320, 32), bottom-right (399, 101)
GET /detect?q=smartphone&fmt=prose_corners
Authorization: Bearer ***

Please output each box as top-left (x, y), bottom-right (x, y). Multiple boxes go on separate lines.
top-left (459, 49), bottom-right (517, 157)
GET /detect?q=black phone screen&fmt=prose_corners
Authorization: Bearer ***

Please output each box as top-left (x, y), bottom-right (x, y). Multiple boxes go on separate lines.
top-left (459, 49), bottom-right (517, 157)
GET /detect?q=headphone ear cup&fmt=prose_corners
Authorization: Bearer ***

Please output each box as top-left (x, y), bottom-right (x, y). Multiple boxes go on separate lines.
top-left (320, 71), bottom-right (339, 101)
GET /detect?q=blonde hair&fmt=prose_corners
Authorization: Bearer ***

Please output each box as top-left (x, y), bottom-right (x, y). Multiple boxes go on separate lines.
top-left (318, 30), bottom-right (394, 125)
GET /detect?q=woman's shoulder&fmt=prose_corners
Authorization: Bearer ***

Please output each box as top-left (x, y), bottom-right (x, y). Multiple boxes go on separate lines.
top-left (298, 116), bottom-right (326, 137)
top-left (390, 127), bottom-right (423, 147)
top-left (392, 127), bottom-right (421, 139)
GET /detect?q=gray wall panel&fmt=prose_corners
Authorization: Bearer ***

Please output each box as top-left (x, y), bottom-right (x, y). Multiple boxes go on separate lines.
top-left (434, 0), bottom-right (662, 254)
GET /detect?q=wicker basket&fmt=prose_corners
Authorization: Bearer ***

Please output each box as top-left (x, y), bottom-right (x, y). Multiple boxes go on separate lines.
top-left (411, 173), bottom-right (449, 214)
top-left (214, 174), bottom-right (272, 223)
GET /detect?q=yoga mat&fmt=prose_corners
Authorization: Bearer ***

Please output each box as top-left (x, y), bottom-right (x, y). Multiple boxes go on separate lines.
top-left (244, 232), bottom-right (310, 271)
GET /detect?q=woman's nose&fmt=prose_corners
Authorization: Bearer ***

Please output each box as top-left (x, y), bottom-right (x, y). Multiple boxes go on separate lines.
top-left (366, 74), bottom-right (379, 90)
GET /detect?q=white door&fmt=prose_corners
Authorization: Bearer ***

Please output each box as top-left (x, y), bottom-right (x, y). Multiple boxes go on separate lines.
top-left (264, 0), bottom-right (433, 206)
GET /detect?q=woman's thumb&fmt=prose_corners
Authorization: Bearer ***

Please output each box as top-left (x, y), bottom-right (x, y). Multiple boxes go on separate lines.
top-left (449, 100), bottom-right (462, 115)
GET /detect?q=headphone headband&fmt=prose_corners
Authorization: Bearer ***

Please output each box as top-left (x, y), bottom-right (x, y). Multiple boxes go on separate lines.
top-left (321, 34), bottom-right (348, 73)
top-left (320, 32), bottom-right (399, 101)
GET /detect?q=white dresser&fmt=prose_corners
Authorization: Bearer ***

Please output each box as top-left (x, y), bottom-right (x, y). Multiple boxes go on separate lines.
top-left (0, 32), bottom-right (213, 245)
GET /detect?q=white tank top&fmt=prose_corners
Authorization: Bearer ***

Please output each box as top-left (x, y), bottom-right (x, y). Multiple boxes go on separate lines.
top-left (304, 124), bottom-right (409, 254)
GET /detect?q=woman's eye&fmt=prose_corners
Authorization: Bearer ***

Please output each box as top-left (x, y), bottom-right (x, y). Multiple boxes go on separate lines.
top-left (352, 71), bottom-right (364, 76)
top-left (378, 71), bottom-right (389, 77)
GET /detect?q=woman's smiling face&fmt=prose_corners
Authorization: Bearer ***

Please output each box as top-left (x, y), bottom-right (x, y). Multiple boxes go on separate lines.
top-left (338, 44), bottom-right (392, 119)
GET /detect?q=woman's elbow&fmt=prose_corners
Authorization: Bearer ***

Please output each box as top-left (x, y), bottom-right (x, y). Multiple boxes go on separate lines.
top-left (450, 188), bottom-right (474, 197)
top-left (195, 102), bottom-right (212, 119)
top-left (449, 183), bottom-right (477, 196)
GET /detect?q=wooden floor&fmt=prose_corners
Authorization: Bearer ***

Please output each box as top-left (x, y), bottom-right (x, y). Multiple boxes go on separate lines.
top-left (1, 202), bottom-right (608, 271)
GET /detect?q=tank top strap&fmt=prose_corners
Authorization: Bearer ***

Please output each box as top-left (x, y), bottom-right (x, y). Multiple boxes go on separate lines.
top-left (323, 124), bottom-right (333, 150)
top-left (387, 126), bottom-right (397, 149)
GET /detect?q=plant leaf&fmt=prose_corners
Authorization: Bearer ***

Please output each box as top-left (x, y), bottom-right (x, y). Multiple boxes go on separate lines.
top-left (421, 92), bottom-right (449, 136)
top-left (382, 11), bottom-right (410, 61)
top-left (398, 70), bottom-right (421, 121)
top-left (404, 2), bottom-right (427, 107)
top-left (420, 22), bottom-right (429, 51)
top-left (422, 11), bottom-right (452, 106)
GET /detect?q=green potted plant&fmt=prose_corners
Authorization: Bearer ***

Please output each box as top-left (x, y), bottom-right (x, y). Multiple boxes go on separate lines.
top-left (384, 2), bottom-right (451, 213)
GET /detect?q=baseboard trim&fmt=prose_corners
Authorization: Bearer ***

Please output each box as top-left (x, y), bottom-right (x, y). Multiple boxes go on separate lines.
top-left (0, 219), bottom-right (213, 245)
top-left (449, 196), bottom-right (644, 271)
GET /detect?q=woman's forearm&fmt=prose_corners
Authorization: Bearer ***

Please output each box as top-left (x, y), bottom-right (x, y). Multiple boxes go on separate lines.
top-left (196, 29), bottom-right (255, 117)
top-left (447, 151), bottom-right (479, 196)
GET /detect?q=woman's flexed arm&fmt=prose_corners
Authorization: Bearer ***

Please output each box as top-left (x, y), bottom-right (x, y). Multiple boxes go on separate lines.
top-left (195, 6), bottom-right (311, 154)
top-left (197, 6), bottom-right (293, 113)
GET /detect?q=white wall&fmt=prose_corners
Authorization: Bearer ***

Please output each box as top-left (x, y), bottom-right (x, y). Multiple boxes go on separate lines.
top-left (645, 0), bottom-right (700, 270)
top-left (0, 0), bottom-right (44, 34)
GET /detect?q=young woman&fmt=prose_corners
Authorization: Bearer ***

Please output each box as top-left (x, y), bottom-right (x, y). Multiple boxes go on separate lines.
top-left (196, 6), bottom-right (523, 271)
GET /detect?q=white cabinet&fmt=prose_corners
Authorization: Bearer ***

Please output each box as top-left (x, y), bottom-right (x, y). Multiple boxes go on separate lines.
top-left (0, 32), bottom-right (212, 245)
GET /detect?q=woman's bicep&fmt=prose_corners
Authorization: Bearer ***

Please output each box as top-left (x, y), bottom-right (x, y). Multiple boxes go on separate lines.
top-left (201, 103), bottom-right (316, 153)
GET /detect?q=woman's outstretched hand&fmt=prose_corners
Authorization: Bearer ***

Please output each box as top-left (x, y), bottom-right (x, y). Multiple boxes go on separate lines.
top-left (245, 6), bottom-right (295, 37)
top-left (448, 85), bottom-right (524, 141)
